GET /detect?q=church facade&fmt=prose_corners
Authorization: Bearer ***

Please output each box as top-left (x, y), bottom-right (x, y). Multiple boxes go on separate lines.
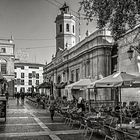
top-left (43, 3), bottom-right (114, 101)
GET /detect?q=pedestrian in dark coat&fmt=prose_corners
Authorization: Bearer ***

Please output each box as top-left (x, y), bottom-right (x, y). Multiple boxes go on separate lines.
top-left (5, 91), bottom-right (9, 107)
top-left (16, 92), bottom-right (20, 105)
top-left (49, 95), bottom-right (55, 121)
top-left (20, 91), bottom-right (25, 105)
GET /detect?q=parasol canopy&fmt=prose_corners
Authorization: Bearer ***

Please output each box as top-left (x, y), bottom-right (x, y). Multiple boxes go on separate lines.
top-left (66, 78), bottom-right (95, 89)
top-left (89, 72), bottom-right (138, 88)
top-left (37, 82), bottom-right (51, 89)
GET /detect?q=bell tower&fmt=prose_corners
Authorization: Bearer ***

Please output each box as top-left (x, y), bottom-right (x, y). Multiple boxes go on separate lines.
top-left (55, 3), bottom-right (76, 56)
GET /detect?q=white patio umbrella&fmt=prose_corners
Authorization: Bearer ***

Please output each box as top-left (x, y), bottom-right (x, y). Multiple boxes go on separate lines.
top-left (88, 71), bottom-right (139, 127)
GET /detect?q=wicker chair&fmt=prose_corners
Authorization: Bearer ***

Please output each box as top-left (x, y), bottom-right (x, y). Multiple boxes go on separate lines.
top-left (114, 129), bottom-right (125, 140)
top-left (115, 129), bottom-right (139, 140)
top-left (85, 119), bottom-right (102, 140)
top-left (104, 125), bottom-right (115, 140)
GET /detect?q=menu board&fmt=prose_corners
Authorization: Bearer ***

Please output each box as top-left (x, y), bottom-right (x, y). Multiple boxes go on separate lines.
top-left (0, 100), bottom-right (6, 118)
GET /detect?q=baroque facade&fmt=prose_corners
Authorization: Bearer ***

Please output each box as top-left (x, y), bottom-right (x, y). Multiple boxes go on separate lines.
top-left (43, 3), bottom-right (114, 100)
top-left (0, 38), bottom-right (15, 96)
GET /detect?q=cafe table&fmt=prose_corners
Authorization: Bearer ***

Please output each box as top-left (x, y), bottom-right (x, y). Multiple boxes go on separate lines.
top-left (87, 115), bottom-right (106, 120)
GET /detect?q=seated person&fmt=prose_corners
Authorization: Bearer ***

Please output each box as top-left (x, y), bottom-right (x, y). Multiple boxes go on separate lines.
top-left (115, 105), bottom-right (120, 112)
top-left (77, 97), bottom-right (85, 115)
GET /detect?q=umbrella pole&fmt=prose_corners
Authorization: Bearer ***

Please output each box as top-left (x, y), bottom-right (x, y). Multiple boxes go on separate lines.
top-left (88, 88), bottom-right (91, 112)
top-left (120, 87), bottom-right (122, 127)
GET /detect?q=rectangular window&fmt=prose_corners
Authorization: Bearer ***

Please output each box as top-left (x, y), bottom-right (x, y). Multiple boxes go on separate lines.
top-left (29, 73), bottom-right (32, 78)
top-left (71, 70), bottom-right (74, 82)
top-left (73, 25), bottom-right (75, 33)
top-left (21, 73), bottom-right (24, 78)
top-left (76, 68), bottom-right (80, 81)
top-left (15, 72), bottom-right (17, 78)
top-left (1, 63), bottom-right (7, 74)
top-left (21, 80), bottom-right (24, 85)
top-left (36, 80), bottom-right (39, 85)
top-left (29, 66), bottom-right (39, 69)
top-left (21, 66), bottom-right (24, 69)
top-left (15, 87), bottom-right (17, 92)
top-left (1, 48), bottom-right (6, 53)
top-left (14, 79), bottom-right (17, 85)
top-left (29, 80), bottom-right (32, 85)
top-left (36, 73), bottom-right (39, 79)
top-left (60, 24), bottom-right (62, 32)
top-left (17, 79), bottom-right (20, 85)
top-left (32, 71), bottom-right (36, 78)
top-left (28, 87), bottom-right (32, 93)
top-left (66, 24), bottom-right (69, 32)
top-left (20, 87), bottom-right (25, 92)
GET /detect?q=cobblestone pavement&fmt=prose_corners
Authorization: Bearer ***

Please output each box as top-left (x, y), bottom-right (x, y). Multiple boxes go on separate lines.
top-left (0, 98), bottom-right (104, 140)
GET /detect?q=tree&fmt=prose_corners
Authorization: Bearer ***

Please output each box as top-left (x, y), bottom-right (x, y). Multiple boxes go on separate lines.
top-left (79, 0), bottom-right (140, 40)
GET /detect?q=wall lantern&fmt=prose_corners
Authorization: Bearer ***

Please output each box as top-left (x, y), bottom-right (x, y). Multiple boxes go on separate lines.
top-left (127, 45), bottom-right (140, 60)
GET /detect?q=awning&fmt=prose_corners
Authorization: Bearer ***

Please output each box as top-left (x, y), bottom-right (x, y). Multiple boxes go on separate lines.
top-left (88, 71), bottom-right (139, 88)
top-left (37, 82), bottom-right (51, 89)
top-left (55, 82), bottom-right (67, 89)
top-left (66, 78), bottom-right (95, 90)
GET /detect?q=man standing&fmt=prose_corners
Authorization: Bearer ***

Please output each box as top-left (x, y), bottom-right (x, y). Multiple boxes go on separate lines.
top-left (5, 90), bottom-right (9, 107)
top-left (20, 91), bottom-right (25, 105)
top-left (49, 95), bottom-right (56, 121)
top-left (16, 92), bottom-right (20, 105)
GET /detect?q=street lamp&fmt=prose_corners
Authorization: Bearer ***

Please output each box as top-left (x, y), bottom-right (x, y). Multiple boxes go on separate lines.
top-left (127, 45), bottom-right (140, 60)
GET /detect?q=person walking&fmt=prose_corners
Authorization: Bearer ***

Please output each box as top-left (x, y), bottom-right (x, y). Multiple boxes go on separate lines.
top-left (16, 92), bottom-right (20, 105)
top-left (49, 95), bottom-right (56, 121)
top-left (5, 90), bottom-right (9, 107)
top-left (20, 91), bottom-right (25, 105)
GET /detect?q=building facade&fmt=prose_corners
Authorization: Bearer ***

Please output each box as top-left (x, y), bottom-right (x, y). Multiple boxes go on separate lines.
top-left (117, 25), bottom-right (140, 103)
top-left (0, 38), bottom-right (15, 96)
top-left (43, 3), bottom-right (114, 100)
top-left (14, 62), bottom-right (44, 93)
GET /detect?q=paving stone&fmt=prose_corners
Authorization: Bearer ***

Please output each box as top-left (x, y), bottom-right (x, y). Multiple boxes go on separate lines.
top-left (0, 99), bottom-right (103, 140)
top-left (0, 125), bottom-right (44, 133)
top-left (7, 113), bottom-right (32, 117)
top-left (47, 123), bottom-right (78, 131)
top-left (7, 105), bottom-right (25, 109)
top-left (33, 112), bottom-right (60, 117)
top-left (5, 118), bottom-right (37, 124)
top-left (0, 135), bottom-right (52, 140)
top-left (58, 134), bottom-right (104, 140)
top-left (39, 117), bottom-right (64, 123)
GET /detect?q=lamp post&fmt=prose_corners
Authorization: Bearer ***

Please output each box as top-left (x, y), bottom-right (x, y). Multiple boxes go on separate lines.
top-left (127, 45), bottom-right (140, 60)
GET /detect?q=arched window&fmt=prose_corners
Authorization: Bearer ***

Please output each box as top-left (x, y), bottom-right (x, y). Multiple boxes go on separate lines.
top-left (73, 25), bottom-right (75, 33)
top-left (0, 59), bottom-right (7, 74)
top-left (66, 24), bottom-right (69, 32)
top-left (60, 24), bottom-right (62, 32)
top-left (57, 75), bottom-right (61, 84)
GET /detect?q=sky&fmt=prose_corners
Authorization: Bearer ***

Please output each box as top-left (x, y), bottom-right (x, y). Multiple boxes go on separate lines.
top-left (0, 0), bottom-right (97, 64)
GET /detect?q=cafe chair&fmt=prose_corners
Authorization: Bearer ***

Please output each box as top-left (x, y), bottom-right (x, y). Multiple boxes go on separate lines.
top-left (104, 125), bottom-right (115, 140)
top-left (125, 129), bottom-right (139, 140)
top-left (115, 129), bottom-right (139, 140)
top-left (85, 119), bottom-right (102, 140)
top-left (115, 129), bottom-right (125, 140)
